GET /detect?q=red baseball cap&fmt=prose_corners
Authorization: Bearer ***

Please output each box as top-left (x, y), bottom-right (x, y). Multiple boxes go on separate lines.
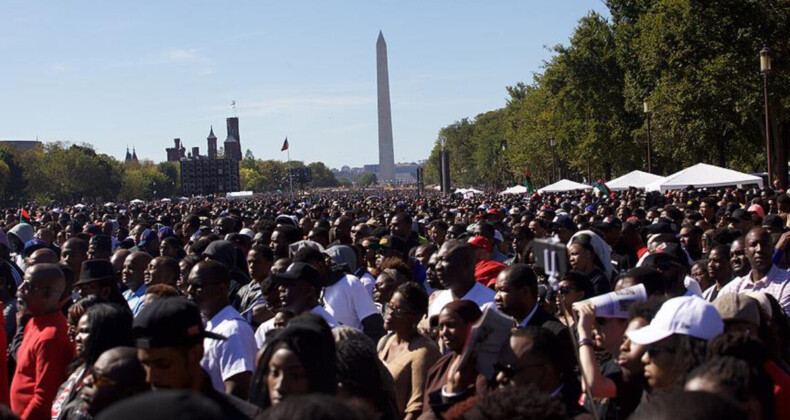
top-left (467, 236), bottom-right (493, 253)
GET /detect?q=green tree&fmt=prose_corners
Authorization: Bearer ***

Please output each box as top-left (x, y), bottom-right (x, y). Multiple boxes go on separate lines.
top-left (307, 162), bottom-right (338, 188)
top-left (358, 172), bottom-right (378, 187)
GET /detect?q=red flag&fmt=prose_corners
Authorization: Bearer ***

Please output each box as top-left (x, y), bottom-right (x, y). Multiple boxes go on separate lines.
top-left (281, 137), bottom-right (289, 151)
top-left (20, 208), bottom-right (30, 223)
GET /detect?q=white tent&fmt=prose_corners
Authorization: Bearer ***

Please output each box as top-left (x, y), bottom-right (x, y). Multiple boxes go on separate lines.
top-left (606, 171), bottom-right (666, 191)
top-left (160, 198), bottom-right (172, 203)
top-left (454, 187), bottom-right (483, 196)
top-left (129, 199), bottom-right (144, 205)
top-left (644, 163), bottom-right (764, 192)
top-left (500, 185), bottom-right (528, 195)
top-left (538, 179), bottom-right (591, 194)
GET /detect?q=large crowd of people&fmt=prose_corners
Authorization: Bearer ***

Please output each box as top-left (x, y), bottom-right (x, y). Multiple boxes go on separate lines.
top-left (0, 185), bottom-right (786, 419)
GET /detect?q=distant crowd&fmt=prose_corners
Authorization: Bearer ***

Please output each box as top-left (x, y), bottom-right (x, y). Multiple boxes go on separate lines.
top-left (0, 185), bottom-right (786, 419)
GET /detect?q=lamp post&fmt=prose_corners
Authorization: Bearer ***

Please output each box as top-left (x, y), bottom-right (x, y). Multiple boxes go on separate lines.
top-left (549, 139), bottom-right (557, 182)
top-left (643, 99), bottom-right (653, 174)
top-left (761, 47), bottom-right (773, 187)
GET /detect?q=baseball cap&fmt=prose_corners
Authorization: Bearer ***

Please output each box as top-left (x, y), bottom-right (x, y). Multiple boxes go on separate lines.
top-left (596, 217), bottom-right (622, 232)
top-left (137, 229), bottom-right (157, 247)
top-left (762, 214), bottom-right (784, 231)
top-left (552, 214), bottom-right (577, 233)
top-left (379, 235), bottom-right (408, 255)
top-left (133, 297), bottom-right (225, 349)
top-left (641, 222), bottom-right (675, 236)
top-left (713, 293), bottom-right (760, 326)
top-left (627, 296), bottom-right (724, 345)
top-left (271, 262), bottom-right (324, 289)
top-left (95, 390), bottom-right (225, 420)
top-left (467, 236), bottom-right (493, 253)
top-left (747, 204), bottom-right (765, 219)
top-left (23, 238), bottom-right (47, 257)
top-left (727, 208), bottom-right (751, 222)
top-left (642, 242), bottom-right (690, 268)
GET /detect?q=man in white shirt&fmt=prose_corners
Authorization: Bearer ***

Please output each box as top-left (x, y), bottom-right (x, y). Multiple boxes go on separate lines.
top-left (428, 241), bottom-right (495, 320)
top-left (187, 261), bottom-right (256, 399)
top-left (254, 262), bottom-right (336, 348)
top-left (291, 246), bottom-right (384, 341)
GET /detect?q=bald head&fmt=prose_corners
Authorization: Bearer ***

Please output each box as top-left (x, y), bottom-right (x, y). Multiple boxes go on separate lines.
top-left (87, 347), bottom-right (147, 414)
top-left (122, 252), bottom-right (152, 291)
top-left (27, 248), bottom-right (59, 266)
top-left (436, 241), bottom-right (477, 290)
top-left (21, 263), bottom-right (65, 315)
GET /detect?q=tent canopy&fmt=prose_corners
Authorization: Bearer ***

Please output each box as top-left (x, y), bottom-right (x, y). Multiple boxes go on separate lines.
top-left (538, 179), bottom-right (591, 194)
top-left (454, 187), bottom-right (483, 195)
top-left (606, 170), bottom-right (666, 191)
top-left (644, 163), bottom-right (763, 192)
top-left (500, 185), bottom-right (528, 195)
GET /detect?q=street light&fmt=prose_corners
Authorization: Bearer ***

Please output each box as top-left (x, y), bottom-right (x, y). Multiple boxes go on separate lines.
top-left (761, 47), bottom-right (773, 187)
top-left (643, 99), bottom-right (653, 174)
top-left (549, 139), bottom-right (557, 182)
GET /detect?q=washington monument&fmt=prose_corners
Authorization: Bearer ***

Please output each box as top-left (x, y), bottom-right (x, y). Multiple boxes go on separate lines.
top-left (376, 31), bottom-right (396, 183)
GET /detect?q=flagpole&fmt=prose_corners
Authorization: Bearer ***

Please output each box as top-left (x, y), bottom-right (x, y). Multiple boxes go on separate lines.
top-left (287, 143), bottom-right (294, 202)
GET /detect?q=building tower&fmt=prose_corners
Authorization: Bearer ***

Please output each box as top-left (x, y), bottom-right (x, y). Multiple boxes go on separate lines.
top-left (125, 147), bottom-right (132, 162)
top-left (224, 117), bottom-right (242, 160)
top-left (131, 147), bottom-right (139, 163)
top-left (376, 31), bottom-right (396, 183)
top-left (207, 126), bottom-right (218, 159)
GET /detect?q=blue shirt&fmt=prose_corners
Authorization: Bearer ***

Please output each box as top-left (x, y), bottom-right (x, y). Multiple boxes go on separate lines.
top-left (123, 284), bottom-right (147, 317)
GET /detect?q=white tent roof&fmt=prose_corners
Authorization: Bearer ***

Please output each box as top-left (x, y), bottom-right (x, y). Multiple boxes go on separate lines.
top-left (454, 187), bottom-right (483, 195)
top-left (644, 163), bottom-right (764, 192)
top-left (500, 185), bottom-right (528, 195)
top-left (538, 179), bottom-right (591, 194)
top-left (606, 171), bottom-right (666, 191)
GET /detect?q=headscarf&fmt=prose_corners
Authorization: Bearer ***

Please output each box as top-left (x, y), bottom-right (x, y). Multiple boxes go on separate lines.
top-left (203, 240), bottom-right (249, 282)
top-left (568, 230), bottom-right (613, 280)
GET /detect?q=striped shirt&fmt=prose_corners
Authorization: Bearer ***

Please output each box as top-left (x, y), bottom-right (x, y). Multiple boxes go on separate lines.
top-left (719, 265), bottom-right (790, 315)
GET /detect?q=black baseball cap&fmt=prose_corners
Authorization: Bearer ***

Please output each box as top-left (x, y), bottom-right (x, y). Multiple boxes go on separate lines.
top-left (379, 235), bottom-right (409, 255)
top-left (133, 297), bottom-right (225, 349)
top-left (642, 242), bottom-right (690, 268)
top-left (96, 390), bottom-right (225, 420)
top-left (727, 208), bottom-right (751, 222)
top-left (272, 262), bottom-right (324, 289)
top-left (763, 214), bottom-right (785, 230)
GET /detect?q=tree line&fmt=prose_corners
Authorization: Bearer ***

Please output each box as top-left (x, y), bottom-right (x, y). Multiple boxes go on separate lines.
top-left (424, 1), bottom-right (790, 189)
top-left (0, 142), bottom-right (341, 205)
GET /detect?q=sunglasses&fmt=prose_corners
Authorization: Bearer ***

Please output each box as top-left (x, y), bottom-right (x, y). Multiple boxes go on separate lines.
top-left (558, 285), bottom-right (576, 295)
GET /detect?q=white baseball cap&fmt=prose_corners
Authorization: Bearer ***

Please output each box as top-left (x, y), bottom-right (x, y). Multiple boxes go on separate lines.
top-left (627, 296), bottom-right (724, 345)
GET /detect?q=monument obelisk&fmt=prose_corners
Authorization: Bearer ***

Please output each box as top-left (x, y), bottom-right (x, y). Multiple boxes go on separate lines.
top-left (376, 31), bottom-right (396, 183)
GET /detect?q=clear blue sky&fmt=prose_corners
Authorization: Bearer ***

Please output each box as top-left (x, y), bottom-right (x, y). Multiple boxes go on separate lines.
top-left (0, 0), bottom-right (608, 169)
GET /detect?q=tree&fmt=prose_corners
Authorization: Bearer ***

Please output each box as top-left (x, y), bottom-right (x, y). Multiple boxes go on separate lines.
top-left (358, 172), bottom-right (378, 187)
top-left (0, 146), bottom-right (28, 204)
top-left (307, 162), bottom-right (339, 188)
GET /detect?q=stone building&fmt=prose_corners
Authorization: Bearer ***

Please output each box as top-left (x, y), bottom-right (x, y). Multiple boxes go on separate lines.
top-left (167, 117), bottom-right (242, 196)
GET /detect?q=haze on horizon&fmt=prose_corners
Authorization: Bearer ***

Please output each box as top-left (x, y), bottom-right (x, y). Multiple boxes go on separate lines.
top-left (0, 1), bottom-right (607, 169)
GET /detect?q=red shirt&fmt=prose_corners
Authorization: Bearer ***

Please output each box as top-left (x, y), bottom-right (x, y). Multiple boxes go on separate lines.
top-left (0, 309), bottom-right (8, 406)
top-left (10, 311), bottom-right (75, 420)
top-left (475, 260), bottom-right (507, 288)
